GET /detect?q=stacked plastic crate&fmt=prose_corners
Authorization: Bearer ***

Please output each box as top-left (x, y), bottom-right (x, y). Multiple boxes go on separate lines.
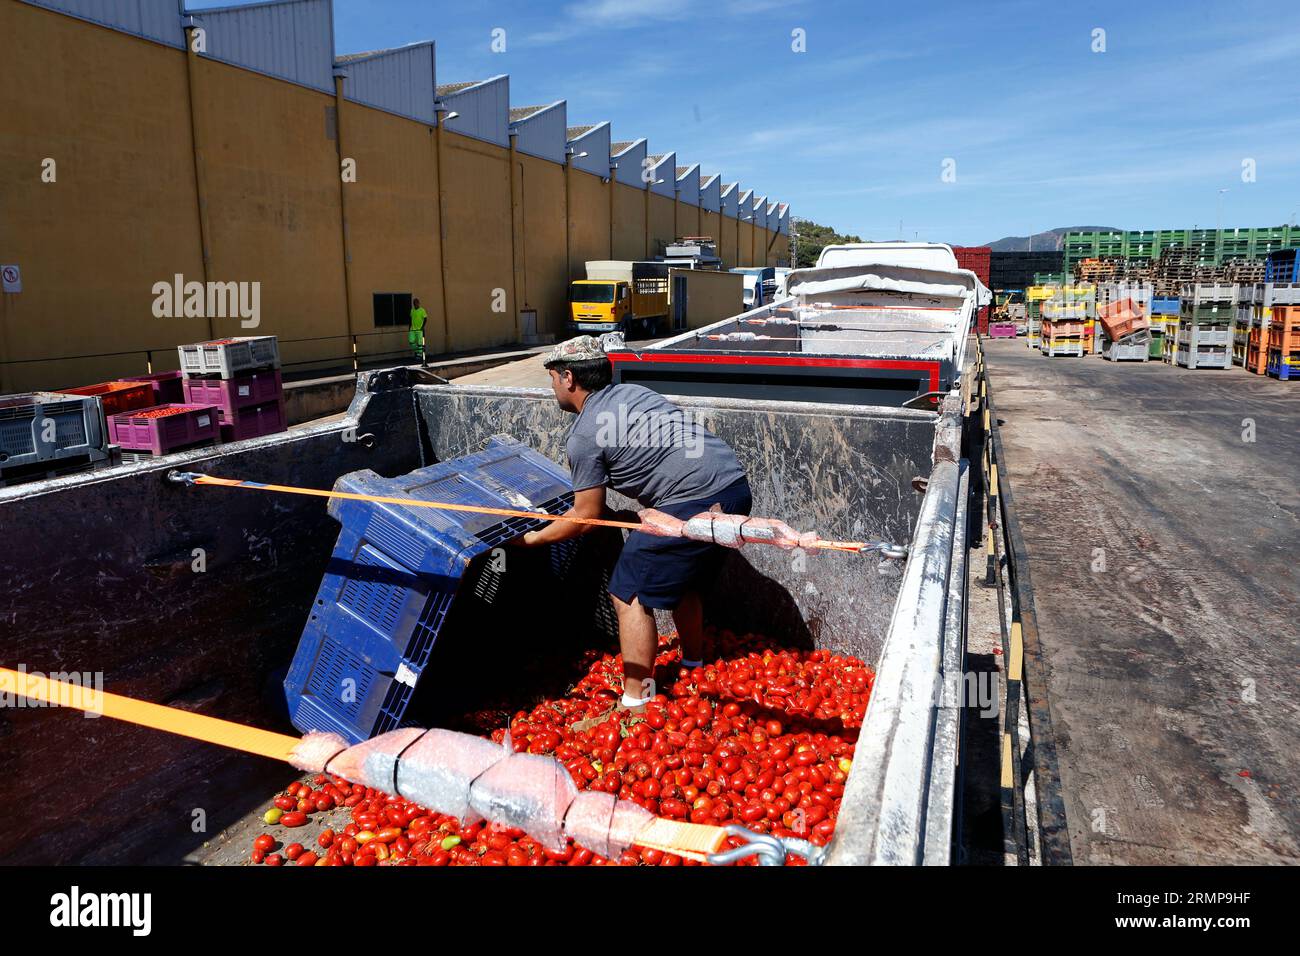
top-left (1266, 303), bottom-right (1300, 380)
top-left (178, 336), bottom-right (286, 443)
top-left (0, 391), bottom-right (114, 487)
top-left (1176, 285), bottom-right (1235, 369)
top-left (952, 246), bottom-right (992, 334)
top-left (284, 437), bottom-right (607, 743)
top-left (1232, 289), bottom-right (1257, 367)
top-left (1150, 296), bottom-right (1180, 361)
top-left (1025, 284), bottom-right (1056, 348)
top-left (1097, 284), bottom-right (1153, 362)
top-left (1039, 286), bottom-right (1090, 357)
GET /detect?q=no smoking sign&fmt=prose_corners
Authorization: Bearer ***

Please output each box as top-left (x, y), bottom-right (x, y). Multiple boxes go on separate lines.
top-left (1, 265), bottom-right (20, 293)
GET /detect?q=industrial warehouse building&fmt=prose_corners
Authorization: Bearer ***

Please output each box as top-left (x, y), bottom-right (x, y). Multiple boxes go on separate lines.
top-left (0, 0), bottom-right (791, 392)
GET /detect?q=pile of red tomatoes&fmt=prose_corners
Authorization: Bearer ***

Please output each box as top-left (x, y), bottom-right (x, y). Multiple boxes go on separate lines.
top-left (248, 629), bottom-right (873, 866)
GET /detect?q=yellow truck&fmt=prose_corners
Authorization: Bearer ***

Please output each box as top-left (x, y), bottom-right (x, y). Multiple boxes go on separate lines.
top-left (568, 261), bottom-right (669, 337)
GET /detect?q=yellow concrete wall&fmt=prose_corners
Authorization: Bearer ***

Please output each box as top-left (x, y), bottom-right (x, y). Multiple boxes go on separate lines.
top-left (0, 2), bottom-right (205, 392)
top-left (718, 215), bottom-right (737, 270)
top-left (738, 220), bottom-right (758, 267)
top-left (699, 210), bottom-right (722, 254)
top-left (648, 194), bottom-right (676, 258)
top-left (567, 168), bottom-right (611, 281)
top-left (678, 204), bottom-right (702, 238)
top-left (0, 6), bottom-right (792, 391)
top-left (440, 131), bottom-right (515, 351)
top-left (672, 269), bottom-right (743, 329)
top-left (612, 183), bottom-right (646, 260)
top-left (193, 57), bottom-right (349, 370)
top-left (337, 100), bottom-right (442, 362)
top-left (517, 154), bottom-right (567, 337)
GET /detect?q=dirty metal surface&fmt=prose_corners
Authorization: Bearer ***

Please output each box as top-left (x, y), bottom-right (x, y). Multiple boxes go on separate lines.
top-left (416, 385), bottom-right (935, 663)
top-left (983, 340), bottom-right (1299, 864)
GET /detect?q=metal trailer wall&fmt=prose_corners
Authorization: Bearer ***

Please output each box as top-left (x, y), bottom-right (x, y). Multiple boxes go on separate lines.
top-left (0, 0), bottom-right (788, 392)
top-left (0, 371), bottom-right (965, 864)
top-left (0, 369), bottom-right (426, 864)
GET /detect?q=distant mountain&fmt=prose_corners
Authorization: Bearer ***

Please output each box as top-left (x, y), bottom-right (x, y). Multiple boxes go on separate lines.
top-left (985, 227), bottom-right (1120, 252)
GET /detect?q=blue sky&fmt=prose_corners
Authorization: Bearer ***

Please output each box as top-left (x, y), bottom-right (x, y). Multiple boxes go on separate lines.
top-left (206, 0), bottom-right (1300, 244)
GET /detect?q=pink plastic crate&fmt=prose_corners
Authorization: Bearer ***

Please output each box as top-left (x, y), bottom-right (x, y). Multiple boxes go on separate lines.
top-left (218, 399), bottom-right (286, 443)
top-left (107, 404), bottom-right (221, 456)
top-left (182, 369), bottom-right (283, 423)
top-left (121, 371), bottom-right (185, 405)
top-left (988, 322), bottom-right (1018, 339)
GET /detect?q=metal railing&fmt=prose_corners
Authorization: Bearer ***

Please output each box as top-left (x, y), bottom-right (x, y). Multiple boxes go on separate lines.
top-left (0, 329), bottom-right (420, 389)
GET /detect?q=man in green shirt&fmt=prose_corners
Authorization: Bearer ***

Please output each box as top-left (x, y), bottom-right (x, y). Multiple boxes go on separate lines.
top-left (409, 298), bottom-right (428, 365)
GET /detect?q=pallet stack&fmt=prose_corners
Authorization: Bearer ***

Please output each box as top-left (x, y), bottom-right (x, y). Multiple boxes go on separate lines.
top-left (1025, 284), bottom-right (1056, 348)
top-left (178, 336), bottom-right (286, 443)
top-left (1097, 283), bottom-right (1153, 362)
top-left (1150, 296), bottom-right (1181, 362)
top-left (1266, 303), bottom-right (1300, 380)
top-left (1039, 285), bottom-right (1092, 357)
top-left (1176, 285), bottom-right (1235, 369)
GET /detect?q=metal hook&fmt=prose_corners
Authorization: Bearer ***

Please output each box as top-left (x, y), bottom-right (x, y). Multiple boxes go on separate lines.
top-left (705, 825), bottom-right (829, 867)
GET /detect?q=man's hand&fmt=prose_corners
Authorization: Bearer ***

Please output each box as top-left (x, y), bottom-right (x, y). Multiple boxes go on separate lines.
top-left (518, 486), bottom-right (607, 548)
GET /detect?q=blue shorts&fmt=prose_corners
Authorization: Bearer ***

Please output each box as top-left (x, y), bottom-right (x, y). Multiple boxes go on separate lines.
top-left (608, 477), bottom-right (753, 611)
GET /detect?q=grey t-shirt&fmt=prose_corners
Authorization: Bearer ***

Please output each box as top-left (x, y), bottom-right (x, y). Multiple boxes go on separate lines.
top-left (566, 383), bottom-right (746, 508)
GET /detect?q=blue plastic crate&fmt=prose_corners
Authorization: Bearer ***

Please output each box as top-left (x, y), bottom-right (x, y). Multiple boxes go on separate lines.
top-left (285, 436), bottom-right (580, 743)
top-left (1150, 296), bottom-right (1181, 316)
top-left (1265, 250), bottom-right (1299, 284)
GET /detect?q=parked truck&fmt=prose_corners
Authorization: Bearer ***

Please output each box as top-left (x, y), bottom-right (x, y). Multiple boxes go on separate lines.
top-left (0, 242), bottom-right (986, 866)
top-left (568, 261), bottom-right (670, 337)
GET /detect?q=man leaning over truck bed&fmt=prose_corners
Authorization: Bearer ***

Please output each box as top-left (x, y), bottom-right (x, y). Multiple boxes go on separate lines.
top-left (518, 335), bottom-right (752, 715)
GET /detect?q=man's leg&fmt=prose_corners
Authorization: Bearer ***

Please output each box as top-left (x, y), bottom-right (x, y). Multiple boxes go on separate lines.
top-left (611, 592), bottom-right (657, 707)
top-left (672, 591), bottom-right (705, 666)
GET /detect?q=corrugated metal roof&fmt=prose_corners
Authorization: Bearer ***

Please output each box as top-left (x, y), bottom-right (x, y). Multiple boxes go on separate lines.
top-left (699, 174), bottom-right (721, 212)
top-left (612, 139), bottom-right (646, 187)
top-left (437, 75), bottom-right (509, 146)
top-left (648, 151), bottom-right (675, 197)
top-left (24, 0), bottom-right (183, 47)
top-left (510, 101), bottom-right (566, 164)
top-left (722, 182), bottom-right (738, 193)
top-left (437, 80), bottom-right (479, 95)
top-left (610, 140), bottom-right (637, 155)
top-left (337, 41), bottom-right (435, 124)
top-left (565, 122), bottom-right (610, 176)
top-left (188, 0), bottom-right (335, 94)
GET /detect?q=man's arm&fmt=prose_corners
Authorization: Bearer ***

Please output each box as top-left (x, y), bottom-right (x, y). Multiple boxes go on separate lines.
top-left (519, 486), bottom-right (606, 547)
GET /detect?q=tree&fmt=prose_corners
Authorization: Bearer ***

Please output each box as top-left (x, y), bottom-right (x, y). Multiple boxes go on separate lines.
top-left (792, 218), bottom-right (864, 268)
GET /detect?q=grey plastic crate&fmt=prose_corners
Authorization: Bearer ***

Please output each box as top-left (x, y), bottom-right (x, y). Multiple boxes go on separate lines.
top-left (1176, 345), bottom-right (1230, 369)
top-left (1269, 284), bottom-right (1300, 306)
top-left (178, 336), bottom-right (280, 379)
top-left (1102, 331), bottom-right (1150, 362)
top-left (0, 392), bottom-right (109, 475)
top-left (1176, 324), bottom-right (1231, 349)
top-left (1180, 283), bottom-right (1238, 305)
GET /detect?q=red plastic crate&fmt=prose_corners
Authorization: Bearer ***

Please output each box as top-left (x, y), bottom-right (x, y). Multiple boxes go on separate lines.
top-left (182, 368), bottom-right (283, 423)
top-left (120, 371), bottom-right (185, 405)
top-left (107, 404), bottom-right (221, 456)
top-left (59, 381), bottom-right (155, 416)
top-left (218, 399), bottom-right (286, 443)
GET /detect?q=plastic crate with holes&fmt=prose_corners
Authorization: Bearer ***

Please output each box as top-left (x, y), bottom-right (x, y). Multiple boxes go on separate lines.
top-left (284, 435), bottom-right (618, 744)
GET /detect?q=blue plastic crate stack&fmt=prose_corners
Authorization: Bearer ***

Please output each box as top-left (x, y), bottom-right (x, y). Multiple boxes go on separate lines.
top-left (284, 435), bottom-right (615, 744)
